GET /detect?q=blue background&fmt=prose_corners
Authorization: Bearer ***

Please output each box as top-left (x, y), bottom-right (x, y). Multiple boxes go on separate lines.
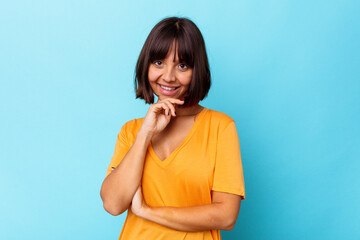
top-left (1, 0), bottom-right (359, 239)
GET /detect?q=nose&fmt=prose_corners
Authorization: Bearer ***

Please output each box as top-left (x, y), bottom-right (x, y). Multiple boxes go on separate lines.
top-left (162, 66), bottom-right (176, 82)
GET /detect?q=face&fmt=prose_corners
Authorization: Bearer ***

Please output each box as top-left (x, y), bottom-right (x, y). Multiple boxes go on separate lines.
top-left (148, 42), bottom-right (193, 102)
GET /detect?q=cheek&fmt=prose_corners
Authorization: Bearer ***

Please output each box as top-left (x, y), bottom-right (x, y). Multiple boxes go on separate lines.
top-left (181, 71), bottom-right (193, 86)
top-left (148, 67), bottom-right (160, 83)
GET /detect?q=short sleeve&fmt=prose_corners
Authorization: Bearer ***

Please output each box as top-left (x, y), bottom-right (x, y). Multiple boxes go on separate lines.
top-left (212, 121), bottom-right (245, 199)
top-left (105, 123), bottom-right (132, 178)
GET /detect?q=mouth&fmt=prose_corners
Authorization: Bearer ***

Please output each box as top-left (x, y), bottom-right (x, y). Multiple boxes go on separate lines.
top-left (158, 84), bottom-right (180, 96)
top-left (159, 84), bottom-right (179, 90)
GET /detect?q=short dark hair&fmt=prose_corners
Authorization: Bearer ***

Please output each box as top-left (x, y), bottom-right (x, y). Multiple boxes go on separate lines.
top-left (134, 17), bottom-right (211, 107)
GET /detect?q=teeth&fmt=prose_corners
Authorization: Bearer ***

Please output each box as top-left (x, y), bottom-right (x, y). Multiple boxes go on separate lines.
top-left (160, 85), bottom-right (176, 91)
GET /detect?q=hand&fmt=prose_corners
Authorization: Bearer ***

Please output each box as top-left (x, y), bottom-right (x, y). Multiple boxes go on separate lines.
top-left (139, 98), bottom-right (184, 137)
top-left (131, 185), bottom-right (148, 218)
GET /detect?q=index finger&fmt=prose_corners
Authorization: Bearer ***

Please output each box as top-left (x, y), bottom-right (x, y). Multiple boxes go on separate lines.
top-left (164, 98), bottom-right (184, 105)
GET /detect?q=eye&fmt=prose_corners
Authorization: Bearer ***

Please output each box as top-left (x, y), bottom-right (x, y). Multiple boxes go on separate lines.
top-left (153, 60), bottom-right (163, 66)
top-left (179, 63), bottom-right (189, 70)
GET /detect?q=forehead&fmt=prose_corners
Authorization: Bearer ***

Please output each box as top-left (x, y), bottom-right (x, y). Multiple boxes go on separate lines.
top-left (164, 41), bottom-right (180, 61)
top-left (149, 36), bottom-right (194, 66)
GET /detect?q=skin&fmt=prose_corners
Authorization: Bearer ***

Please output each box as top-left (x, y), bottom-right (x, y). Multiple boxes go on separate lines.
top-left (101, 41), bottom-right (242, 231)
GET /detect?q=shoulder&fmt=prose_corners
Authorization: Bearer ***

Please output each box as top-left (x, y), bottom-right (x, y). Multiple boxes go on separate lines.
top-left (203, 108), bottom-right (235, 129)
top-left (202, 108), bottom-right (240, 142)
top-left (121, 117), bottom-right (145, 132)
top-left (118, 117), bottom-right (145, 144)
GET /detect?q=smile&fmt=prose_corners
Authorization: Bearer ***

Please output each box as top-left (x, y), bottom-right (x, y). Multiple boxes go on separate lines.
top-left (159, 84), bottom-right (179, 91)
top-left (158, 84), bottom-right (180, 96)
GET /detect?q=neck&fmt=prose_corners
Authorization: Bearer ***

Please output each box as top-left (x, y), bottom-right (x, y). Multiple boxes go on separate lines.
top-left (175, 104), bottom-right (204, 117)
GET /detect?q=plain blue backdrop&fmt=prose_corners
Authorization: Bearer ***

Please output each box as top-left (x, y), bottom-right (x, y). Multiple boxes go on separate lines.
top-left (1, 0), bottom-right (359, 239)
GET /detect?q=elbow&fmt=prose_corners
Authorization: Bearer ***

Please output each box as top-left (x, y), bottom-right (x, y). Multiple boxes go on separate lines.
top-left (221, 216), bottom-right (237, 231)
top-left (212, 210), bottom-right (237, 231)
top-left (102, 200), bottom-right (126, 216)
top-left (100, 190), bottom-right (128, 216)
top-left (100, 184), bottom-right (132, 216)
top-left (212, 204), bottom-right (238, 231)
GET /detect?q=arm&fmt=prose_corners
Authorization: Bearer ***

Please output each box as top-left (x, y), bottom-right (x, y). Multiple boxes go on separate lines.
top-left (100, 98), bottom-right (183, 216)
top-left (131, 187), bottom-right (241, 232)
top-left (100, 130), bottom-right (152, 216)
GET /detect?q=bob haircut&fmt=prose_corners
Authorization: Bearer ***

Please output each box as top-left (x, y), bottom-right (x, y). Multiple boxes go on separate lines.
top-left (135, 17), bottom-right (211, 107)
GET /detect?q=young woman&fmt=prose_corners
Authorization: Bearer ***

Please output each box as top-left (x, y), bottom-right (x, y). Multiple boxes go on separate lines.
top-left (100, 17), bottom-right (245, 240)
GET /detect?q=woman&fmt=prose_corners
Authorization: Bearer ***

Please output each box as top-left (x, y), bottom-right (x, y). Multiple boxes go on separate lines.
top-left (100, 17), bottom-right (245, 240)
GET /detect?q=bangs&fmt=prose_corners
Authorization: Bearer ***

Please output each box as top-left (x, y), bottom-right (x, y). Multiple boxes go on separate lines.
top-left (149, 28), bottom-right (195, 67)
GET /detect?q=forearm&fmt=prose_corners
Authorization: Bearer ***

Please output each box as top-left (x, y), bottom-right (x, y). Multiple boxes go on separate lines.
top-left (100, 130), bottom-right (152, 215)
top-left (140, 203), bottom-right (233, 232)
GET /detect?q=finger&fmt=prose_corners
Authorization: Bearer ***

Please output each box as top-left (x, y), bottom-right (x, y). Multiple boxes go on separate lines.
top-left (163, 100), bottom-right (176, 116)
top-left (157, 99), bottom-right (176, 116)
top-left (163, 98), bottom-right (184, 105)
top-left (151, 102), bottom-right (169, 114)
top-left (158, 102), bottom-right (170, 116)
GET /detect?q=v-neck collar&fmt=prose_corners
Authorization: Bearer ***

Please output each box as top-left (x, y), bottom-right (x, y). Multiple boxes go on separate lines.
top-left (148, 107), bottom-right (208, 168)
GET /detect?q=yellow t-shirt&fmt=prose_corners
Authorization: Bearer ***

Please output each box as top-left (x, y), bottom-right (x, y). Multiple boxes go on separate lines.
top-left (106, 107), bottom-right (245, 240)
